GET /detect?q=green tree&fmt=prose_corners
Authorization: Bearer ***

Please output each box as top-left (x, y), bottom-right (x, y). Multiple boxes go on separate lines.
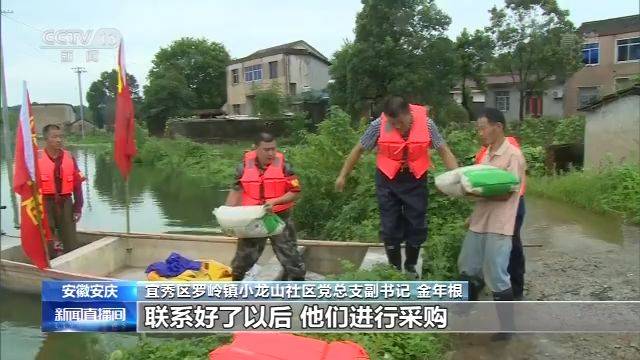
top-left (329, 0), bottom-right (456, 119)
top-left (328, 41), bottom-right (358, 118)
top-left (141, 70), bottom-right (196, 135)
top-left (142, 37), bottom-right (230, 135)
top-left (453, 29), bottom-right (493, 121)
top-left (487, 0), bottom-right (582, 121)
top-left (86, 70), bottom-right (141, 129)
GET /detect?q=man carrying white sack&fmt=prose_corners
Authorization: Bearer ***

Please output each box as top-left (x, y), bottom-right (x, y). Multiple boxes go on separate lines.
top-left (458, 108), bottom-right (526, 311)
top-left (225, 132), bottom-right (306, 281)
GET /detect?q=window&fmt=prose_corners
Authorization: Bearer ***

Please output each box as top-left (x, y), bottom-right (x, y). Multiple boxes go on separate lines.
top-left (232, 104), bottom-right (241, 114)
top-left (289, 82), bottom-right (297, 96)
top-left (582, 43), bottom-right (599, 65)
top-left (231, 69), bottom-right (239, 84)
top-left (243, 64), bottom-right (263, 82)
top-left (578, 87), bottom-right (599, 107)
top-left (269, 61), bottom-right (278, 79)
top-left (495, 91), bottom-right (510, 112)
top-left (615, 77), bottom-right (633, 91)
top-left (617, 37), bottom-right (640, 62)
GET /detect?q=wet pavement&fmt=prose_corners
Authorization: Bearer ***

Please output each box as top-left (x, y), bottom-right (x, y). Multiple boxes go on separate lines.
top-left (449, 197), bottom-right (640, 360)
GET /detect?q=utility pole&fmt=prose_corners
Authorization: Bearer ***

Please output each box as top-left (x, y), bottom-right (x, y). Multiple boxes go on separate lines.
top-left (1, 9), bottom-right (20, 230)
top-left (71, 66), bottom-right (86, 138)
top-left (1, 9), bottom-right (14, 164)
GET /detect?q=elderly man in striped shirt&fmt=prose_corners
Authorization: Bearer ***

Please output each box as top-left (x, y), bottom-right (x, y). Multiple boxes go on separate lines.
top-left (335, 96), bottom-right (458, 278)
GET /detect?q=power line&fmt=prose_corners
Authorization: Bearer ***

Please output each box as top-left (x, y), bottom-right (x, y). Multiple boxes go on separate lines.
top-left (1, 13), bottom-right (43, 33)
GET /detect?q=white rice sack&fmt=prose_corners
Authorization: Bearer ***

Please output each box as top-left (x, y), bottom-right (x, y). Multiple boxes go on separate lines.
top-left (434, 170), bottom-right (465, 197)
top-left (213, 206), bottom-right (285, 238)
top-left (434, 165), bottom-right (496, 198)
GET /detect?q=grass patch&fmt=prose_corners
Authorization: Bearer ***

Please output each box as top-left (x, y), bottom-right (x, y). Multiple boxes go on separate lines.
top-left (66, 132), bottom-right (112, 145)
top-left (529, 165), bottom-right (640, 224)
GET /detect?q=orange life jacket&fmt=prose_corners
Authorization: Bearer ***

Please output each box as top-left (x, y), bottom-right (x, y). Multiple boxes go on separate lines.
top-left (376, 104), bottom-right (431, 180)
top-left (475, 136), bottom-right (526, 196)
top-left (38, 149), bottom-right (75, 195)
top-left (240, 150), bottom-right (293, 214)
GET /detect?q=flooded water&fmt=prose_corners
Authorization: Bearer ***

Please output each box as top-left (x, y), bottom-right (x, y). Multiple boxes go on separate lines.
top-left (1, 146), bottom-right (229, 360)
top-left (1, 146), bottom-right (228, 245)
top-left (1, 147), bottom-right (637, 360)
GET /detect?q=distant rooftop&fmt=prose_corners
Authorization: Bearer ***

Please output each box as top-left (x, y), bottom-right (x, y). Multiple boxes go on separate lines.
top-left (231, 40), bottom-right (330, 65)
top-left (579, 15), bottom-right (640, 37)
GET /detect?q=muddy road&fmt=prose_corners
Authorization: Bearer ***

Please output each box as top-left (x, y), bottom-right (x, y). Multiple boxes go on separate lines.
top-left (449, 197), bottom-right (640, 360)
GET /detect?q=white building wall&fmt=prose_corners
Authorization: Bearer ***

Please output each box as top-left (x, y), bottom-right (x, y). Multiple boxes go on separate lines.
top-left (584, 95), bottom-right (640, 169)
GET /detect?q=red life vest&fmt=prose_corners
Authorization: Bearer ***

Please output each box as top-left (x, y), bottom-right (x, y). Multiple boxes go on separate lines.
top-left (240, 150), bottom-right (294, 213)
top-left (38, 149), bottom-right (75, 195)
top-left (475, 136), bottom-right (526, 195)
top-left (376, 104), bottom-right (431, 180)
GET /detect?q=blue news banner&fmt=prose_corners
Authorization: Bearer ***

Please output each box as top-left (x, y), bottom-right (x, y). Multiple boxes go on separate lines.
top-left (42, 281), bottom-right (468, 332)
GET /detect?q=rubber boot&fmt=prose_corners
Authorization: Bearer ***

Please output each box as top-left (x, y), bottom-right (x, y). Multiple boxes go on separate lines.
top-left (491, 287), bottom-right (515, 342)
top-left (385, 245), bottom-right (402, 271)
top-left (511, 276), bottom-right (524, 301)
top-left (461, 274), bottom-right (485, 301)
top-left (404, 245), bottom-right (421, 280)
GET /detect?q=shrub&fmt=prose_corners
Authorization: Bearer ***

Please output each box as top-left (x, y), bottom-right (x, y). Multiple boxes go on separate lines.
top-left (520, 145), bottom-right (546, 176)
top-left (552, 115), bottom-right (585, 145)
top-left (433, 101), bottom-right (469, 128)
top-left (136, 138), bottom-right (243, 188)
top-left (254, 84), bottom-right (284, 117)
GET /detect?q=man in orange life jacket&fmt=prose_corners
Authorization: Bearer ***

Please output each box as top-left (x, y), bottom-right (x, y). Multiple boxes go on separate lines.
top-left (225, 132), bottom-right (306, 281)
top-left (475, 136), bottom-right (527, 301)
top-left (335, 96), bottom-right (459, 278)
top-left (39, 124), bottom-right (85, 256)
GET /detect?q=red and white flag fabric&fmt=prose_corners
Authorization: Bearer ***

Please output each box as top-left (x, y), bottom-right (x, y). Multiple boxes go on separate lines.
top-left (13, 81), bottom-right (51, 269)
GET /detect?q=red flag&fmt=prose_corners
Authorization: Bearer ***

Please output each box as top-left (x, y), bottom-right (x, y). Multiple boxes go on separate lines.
top-left (13, 81), bottom-right (51, 269)
top-left (114, 39), bottom-right (137, 179)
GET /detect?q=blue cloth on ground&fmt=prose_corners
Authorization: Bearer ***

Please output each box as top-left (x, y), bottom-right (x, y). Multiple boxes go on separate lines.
top-left (145, 252), bottom-right (202, 277)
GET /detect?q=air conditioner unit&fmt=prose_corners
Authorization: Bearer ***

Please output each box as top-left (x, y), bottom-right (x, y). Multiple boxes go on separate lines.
top-left (552, 89), bottom-right (564, 99)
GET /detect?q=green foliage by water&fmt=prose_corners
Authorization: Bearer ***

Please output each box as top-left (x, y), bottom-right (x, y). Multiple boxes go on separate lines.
top-left (529, 165), bottom-right (640, 224)
top-left (136, 137), bottom-right (247, 188)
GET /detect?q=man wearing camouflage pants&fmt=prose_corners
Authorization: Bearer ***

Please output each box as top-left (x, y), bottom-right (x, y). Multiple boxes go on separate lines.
top-left (225, 132), bottom-right (306, 281)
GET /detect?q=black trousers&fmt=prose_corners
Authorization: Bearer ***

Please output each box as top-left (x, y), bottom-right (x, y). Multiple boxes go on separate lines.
top-left (509, 196), bottom-right (526, 298)
top-left (375, 169), bottom-right (428, 248)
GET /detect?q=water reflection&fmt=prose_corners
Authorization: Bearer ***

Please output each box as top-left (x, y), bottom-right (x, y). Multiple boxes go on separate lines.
top-left (90, 149), bottom-right (227, 228)
top-left (0, 290), bottom-right (135, 360)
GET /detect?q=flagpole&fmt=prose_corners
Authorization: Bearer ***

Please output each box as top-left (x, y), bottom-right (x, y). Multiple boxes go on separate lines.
top-left (125, 178), bottom-right (130, 233)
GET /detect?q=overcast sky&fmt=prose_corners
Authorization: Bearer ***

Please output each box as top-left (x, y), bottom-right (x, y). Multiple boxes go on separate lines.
top-left (1, 0), bottom-right (637, 106)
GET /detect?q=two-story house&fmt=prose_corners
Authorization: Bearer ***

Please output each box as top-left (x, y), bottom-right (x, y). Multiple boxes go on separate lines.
top-left (450, 15), bottom-right (639, 122)
top-left (565, 15), bottom-right (640, 115)
top-left (225, 40), bottom-right (331, 115)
